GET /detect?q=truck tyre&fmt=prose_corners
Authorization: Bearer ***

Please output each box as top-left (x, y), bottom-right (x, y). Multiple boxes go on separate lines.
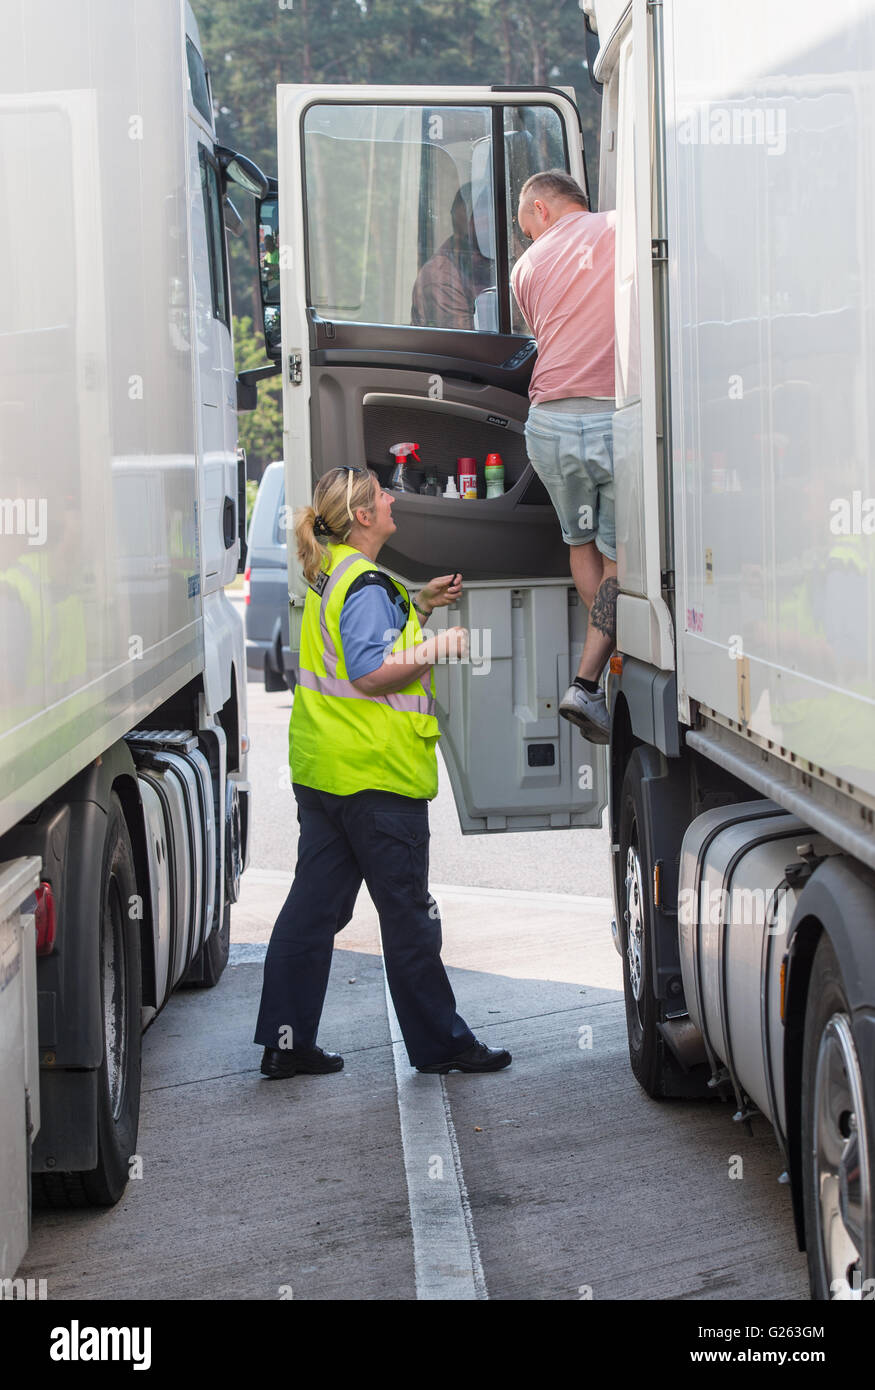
top-left (801, 934), bottom-right (872, 1300)
top-left (264, 649), bottom-right (286, 692)
top-left (32, 795), bottom-right (142, 1208)
top-left (186, 777), bottom-right (238, 988)
top-left (617, 749), bottom-right (709, 1100)
top-left (618, 751), bottom-right (665, 1097)
top-left (195, 901), bottom-right (231, 988)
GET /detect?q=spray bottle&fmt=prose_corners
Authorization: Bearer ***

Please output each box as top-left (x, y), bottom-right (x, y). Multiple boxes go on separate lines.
top-left (389, 442), bottom-right (422, 493)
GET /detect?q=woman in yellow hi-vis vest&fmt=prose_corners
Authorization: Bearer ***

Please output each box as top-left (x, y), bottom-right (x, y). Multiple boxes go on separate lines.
top-left (254, 466), bottom-right (511, 1077)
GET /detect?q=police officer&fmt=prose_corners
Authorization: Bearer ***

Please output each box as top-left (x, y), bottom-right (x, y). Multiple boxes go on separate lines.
top-left (254, 465), bottom-right (512, 1078)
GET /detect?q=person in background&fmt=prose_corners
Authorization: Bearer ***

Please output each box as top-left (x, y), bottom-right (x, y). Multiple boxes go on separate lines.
top-left (411, 183), bottom-right (493, 331)
top-left (253, 465), bottom-right (512, 1078)
top-left (511, 169), bottom-right (617, 745)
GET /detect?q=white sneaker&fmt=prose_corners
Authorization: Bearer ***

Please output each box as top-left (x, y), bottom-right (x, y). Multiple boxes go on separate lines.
top-left (559, 683), bottom-right (610, 745)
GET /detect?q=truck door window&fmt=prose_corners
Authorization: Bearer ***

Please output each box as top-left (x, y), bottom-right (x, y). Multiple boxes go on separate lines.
top-left (302, 101), bottom-right (571, 335)
top-left (186, 39), bottom-right (213, 125)
top-left (199, 150), bottom-right (229, 326)
top-left (502, 105), bottom-right (568, 334)
top-left (303, 103), bottom-right (496, 332)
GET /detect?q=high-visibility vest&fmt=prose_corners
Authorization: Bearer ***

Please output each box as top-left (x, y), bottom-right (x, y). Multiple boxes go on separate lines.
top-left (290, 543), bottom-right (440, 800)
top-left (0, 550), bottom-right (44, 733)
top-left (49, 593), bottom-right (87, 686)
top-left (773, 538), bottom-right (874, 772)
top-left (1, 555), bottom-right (88, 737)
top-left (0, 553), bottom-right (44, 694)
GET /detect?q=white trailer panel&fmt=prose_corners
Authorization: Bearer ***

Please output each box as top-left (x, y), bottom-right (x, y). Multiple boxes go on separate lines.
top-left (0, 0), bottom-right (204, 837)
top-left (0, 857), bottom-right (40, 1278)
top-left (664, 0), bottom-right (875, 795)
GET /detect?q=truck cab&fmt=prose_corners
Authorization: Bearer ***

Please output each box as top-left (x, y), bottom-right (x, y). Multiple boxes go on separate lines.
top-left (258, 82), bottom-right (624, 834)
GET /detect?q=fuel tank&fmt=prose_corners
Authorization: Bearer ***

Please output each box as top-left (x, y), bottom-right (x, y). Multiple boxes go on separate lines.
top-left (677, 800), bottom-right (833, 1138)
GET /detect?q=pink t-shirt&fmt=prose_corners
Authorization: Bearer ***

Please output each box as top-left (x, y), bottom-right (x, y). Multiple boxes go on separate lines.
top-left (511, 209), bottom-right (616, 403)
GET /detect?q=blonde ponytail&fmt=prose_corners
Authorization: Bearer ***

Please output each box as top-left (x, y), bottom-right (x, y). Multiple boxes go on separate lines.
top-left (295, 505), bottom-right (328, 586)
top-left (295, 467), bottom-right (379, 584)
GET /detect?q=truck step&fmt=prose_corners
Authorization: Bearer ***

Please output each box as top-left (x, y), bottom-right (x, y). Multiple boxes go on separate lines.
top-left (126, 729), bottom-right (198, 756)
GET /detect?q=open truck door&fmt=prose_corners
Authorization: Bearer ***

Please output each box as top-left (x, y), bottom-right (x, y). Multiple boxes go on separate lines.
top-left (264, 85), bottom-right (607, 833)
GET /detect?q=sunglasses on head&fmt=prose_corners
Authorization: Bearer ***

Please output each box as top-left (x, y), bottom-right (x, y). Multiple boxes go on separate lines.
top-left (328, 464), bottom-right (367, 522)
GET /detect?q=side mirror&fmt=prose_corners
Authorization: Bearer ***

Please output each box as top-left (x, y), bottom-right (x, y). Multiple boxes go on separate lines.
top-left (216, 144), bottom-right (270, 199)
top-left (256, 182), bottom-right (281, 360)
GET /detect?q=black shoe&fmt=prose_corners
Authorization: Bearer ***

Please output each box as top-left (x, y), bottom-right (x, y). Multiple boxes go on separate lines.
top-left (416, 1040), bottom-right (512, 1074)
top-left (260, 1045), bottom-right (344, 1079)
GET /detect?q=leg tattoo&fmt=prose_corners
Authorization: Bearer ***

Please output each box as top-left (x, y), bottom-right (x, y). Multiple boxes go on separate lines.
top-left (589, 575), bottom-right (618, 640)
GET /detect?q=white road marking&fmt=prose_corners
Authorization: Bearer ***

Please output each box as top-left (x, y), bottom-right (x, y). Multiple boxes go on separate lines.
top-left (231, 937), bottom-right (488, 1300)
top-left (382, 969), bottom-right (488, 1302)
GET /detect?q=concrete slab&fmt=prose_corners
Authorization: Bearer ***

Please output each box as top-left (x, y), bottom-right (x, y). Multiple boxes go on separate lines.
top-left (22, 906), bottom-right (415, 1300)
top-left (19, 866), bottom-right (809, 1301)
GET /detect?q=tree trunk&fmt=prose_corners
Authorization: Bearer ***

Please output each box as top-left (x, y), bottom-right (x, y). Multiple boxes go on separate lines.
top-left (300, 0), bottom-right (312, 84)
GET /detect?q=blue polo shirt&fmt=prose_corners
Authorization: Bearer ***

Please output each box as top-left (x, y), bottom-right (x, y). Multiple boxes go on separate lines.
top-left (339, 575), bottom-right (411, 680)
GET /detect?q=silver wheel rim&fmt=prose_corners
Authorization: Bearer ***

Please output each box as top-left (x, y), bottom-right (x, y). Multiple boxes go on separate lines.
top-left (813, 1012), bottom-right (871, 1299)
top-left (103, 875), bottom-right (127, 1120)
top-left (624, 843), bottom-right (644, 1006)
top-left (226, 783), bottom-right (242, 905)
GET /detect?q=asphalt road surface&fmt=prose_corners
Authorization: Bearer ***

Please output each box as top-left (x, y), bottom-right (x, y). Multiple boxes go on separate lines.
top-left (19, 653), bottom-right (811, 1302)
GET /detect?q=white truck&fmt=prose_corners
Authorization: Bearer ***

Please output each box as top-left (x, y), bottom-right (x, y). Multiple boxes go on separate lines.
top-left (258, 0), bottom-right (875, 1299)
top-left (0, 0), bottom-right (266, 1277)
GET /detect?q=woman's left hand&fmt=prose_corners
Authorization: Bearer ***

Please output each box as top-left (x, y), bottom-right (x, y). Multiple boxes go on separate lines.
top-left (417, 573), bottom-right (463, 613)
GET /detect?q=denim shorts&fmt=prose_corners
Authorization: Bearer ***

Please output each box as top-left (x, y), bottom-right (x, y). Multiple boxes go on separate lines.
top-left (524, 403), bottom-right (616, 558)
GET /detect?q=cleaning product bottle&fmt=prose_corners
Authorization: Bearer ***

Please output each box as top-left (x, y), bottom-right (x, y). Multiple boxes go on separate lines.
top-left (389, 442), bottom-right (421, 493)
top-left (457, 457), bottom-right (478, 500)
top-left (443, 475), bottom-right (460, 499)
top-left (485, 452), bottom-right (505, 498)
top-left (420, 468), bottom-right (439, 496)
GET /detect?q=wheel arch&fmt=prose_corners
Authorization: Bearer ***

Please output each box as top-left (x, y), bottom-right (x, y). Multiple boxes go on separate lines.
top-left (608, 690), bottom-right (637, 914)
top-left (14, 739), bottom-right (149, 1175)
top-left (217, 659), bottom-right (243, 772)
top-left (111, 768), bottom-right (157, 1011)
top-left (784, 855), bottom-right (875, 1251)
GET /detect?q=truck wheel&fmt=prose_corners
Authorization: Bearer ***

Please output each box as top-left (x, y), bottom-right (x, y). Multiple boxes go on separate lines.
top-left (32, 794), bottom-right (142, 1208)
top-left (264, 650), bottom-right (286, 693)
top-left (618, 752), bottom-right (664, 1097)
top-left (197, 901), bottom-right (231, 988)
top-left (801, 935), bottom-right (872, 1300)
top-left (186, 777), bottom-right (238, 988)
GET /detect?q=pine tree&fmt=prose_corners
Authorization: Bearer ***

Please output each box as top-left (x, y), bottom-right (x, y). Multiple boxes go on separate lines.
top-left (233, 315), bottom-right (283, 480)
top-left (195, 0), bottom-right (603, 465)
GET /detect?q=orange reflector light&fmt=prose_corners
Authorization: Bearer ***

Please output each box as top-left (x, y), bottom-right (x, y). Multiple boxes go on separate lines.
top-left (610, 654), bottom-right (623, 675)
top-left (779, 958), bottom-right (787, 1022)
top-left (653, 861), bottom-right (661, 907)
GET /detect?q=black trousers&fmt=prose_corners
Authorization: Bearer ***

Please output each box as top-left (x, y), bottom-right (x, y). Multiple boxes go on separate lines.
top-left (253, 783), bottom-right (475, 1068)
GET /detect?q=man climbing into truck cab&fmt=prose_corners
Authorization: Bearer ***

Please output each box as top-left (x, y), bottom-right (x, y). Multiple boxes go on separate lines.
top-left (511, 170), bottom-right (617, 745)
